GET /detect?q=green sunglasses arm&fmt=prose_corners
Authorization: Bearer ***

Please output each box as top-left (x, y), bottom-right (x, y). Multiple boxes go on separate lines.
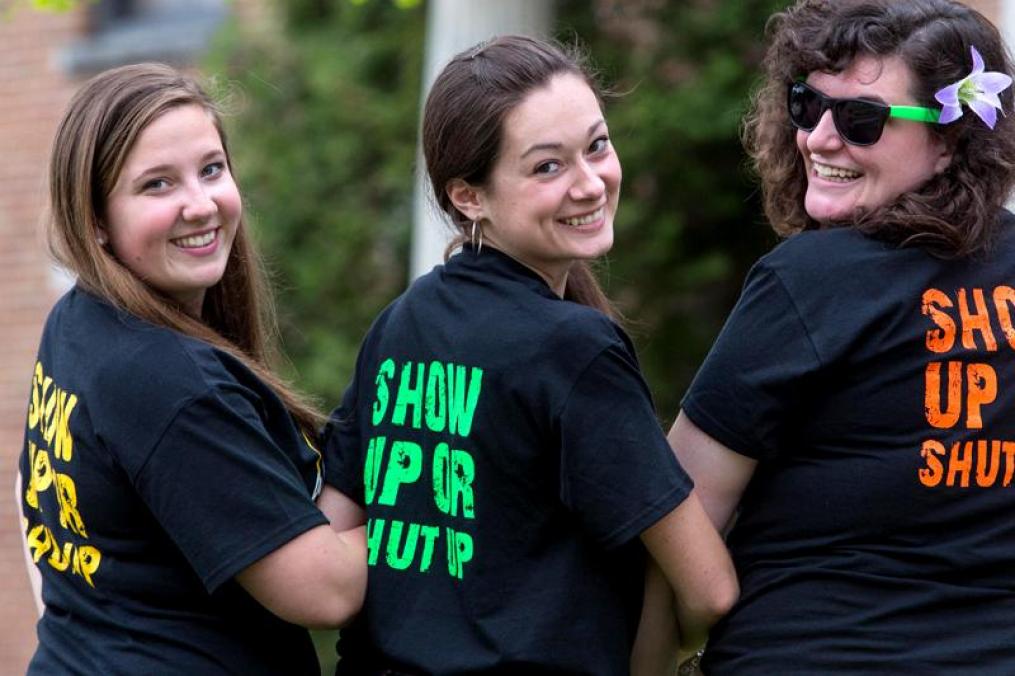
top-left (889, 105), bottom-right (941, 123)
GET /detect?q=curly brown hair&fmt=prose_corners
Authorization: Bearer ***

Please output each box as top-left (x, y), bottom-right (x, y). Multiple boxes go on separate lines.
top-left (745, 0), bottom-right (1015, 256)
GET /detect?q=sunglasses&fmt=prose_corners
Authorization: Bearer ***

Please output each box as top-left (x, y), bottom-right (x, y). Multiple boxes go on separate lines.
top-left (788, 81), bottom-right (940, 146)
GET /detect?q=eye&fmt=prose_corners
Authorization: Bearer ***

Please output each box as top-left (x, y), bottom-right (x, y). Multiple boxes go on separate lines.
top-left (202, 161), bottom-right (225, 179)
top-left (142, 178), bottom-right (170, 192)
top-left (534, 160), bottom-right (562, 175)
top-left (589, 136), bottom-right (610, 154)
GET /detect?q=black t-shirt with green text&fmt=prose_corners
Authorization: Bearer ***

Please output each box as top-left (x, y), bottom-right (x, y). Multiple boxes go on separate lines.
top-left (20, 287), bottom-right (327, 675)
top-left (684, 212), bottom-right (1015, 674)
top-left (326, 245), bottom-right (691, 675)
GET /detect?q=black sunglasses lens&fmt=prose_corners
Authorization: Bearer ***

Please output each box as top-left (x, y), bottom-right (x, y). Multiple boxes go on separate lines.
top-left (834, 100), bottom-right (888, 145)
top-left (788, 83), bottom-right (822, 130)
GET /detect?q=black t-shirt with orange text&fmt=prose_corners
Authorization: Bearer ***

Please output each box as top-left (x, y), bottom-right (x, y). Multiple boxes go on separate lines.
top-left (684, 211), bottom-right (1015, 674)
top-left (325, 245), bottom-right (692, 675)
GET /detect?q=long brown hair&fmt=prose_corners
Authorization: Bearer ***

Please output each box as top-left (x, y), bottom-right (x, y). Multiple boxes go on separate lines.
top-left (745, 0), bottom-right (1015, 256)
top-left (47, 63), bottom-right (323, 433)
top-left (422, 35), bottom-right (616, 317)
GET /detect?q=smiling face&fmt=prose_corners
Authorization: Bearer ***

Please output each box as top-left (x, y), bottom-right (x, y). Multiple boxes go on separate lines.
top-left (465, 73), bottom-right (621, 294)
top-left (797, 55), bottom-right (952, 224)
top-left (102, 104), bottom-right (241, 316)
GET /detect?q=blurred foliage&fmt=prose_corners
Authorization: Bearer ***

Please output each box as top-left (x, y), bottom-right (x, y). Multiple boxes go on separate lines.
top-left (205, 0), bottom-right (793, 423)
top-left (556, 0), bottom-right (791, 419)
top-left (205, 0), bottom-right (423, 408)
top-left (349, 0), bottom-right (422, 7)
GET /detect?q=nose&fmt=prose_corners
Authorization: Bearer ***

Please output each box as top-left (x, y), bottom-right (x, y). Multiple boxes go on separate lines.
top-left (181, 182), bottom-right (217, 223)
top-left (805, 109), bottom-right (843, 153)
top-left (568, 160), bottom-right (606, 202)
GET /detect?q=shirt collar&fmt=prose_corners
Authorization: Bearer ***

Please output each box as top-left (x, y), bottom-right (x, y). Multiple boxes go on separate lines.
top-left (445, 244), bottom-right (561, 301)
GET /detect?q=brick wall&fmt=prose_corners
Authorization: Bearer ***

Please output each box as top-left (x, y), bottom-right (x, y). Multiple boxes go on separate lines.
top-left (0, 5), bottom-right (85, 672)
top-left (968, 0), bottom-right (1001, 21)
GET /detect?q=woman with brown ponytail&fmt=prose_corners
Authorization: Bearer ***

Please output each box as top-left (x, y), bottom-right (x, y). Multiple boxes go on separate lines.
top-left (319, 35), bottom-right (737, 675)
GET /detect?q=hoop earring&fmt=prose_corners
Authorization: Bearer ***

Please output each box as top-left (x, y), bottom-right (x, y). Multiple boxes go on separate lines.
top-left (470, 220), bottom-right (483, 254)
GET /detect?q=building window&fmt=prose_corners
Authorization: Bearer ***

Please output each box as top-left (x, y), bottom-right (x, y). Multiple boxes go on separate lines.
top-left (59, 0), bottom-right (228, 76)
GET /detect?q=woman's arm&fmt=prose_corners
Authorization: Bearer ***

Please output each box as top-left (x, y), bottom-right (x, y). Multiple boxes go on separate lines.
top-left (668, 411), bottom-right (757, 532)
top-left (15, 473), bottom-right (44, 617)
top-left (639, 490), bottom-right (738, 653)
top-left (234, 522), bottom-right (366, 629)
top-left (234, 485), bottom-right (367, 629)
top-left (630, 558), bottom-right (681, 676)
top-left (632, 411), bottom-right (756, 666)
top-left (317, 484), bottom-right (366, 531)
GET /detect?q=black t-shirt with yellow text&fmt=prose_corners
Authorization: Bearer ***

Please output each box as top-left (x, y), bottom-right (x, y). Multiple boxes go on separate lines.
top-left (20, 287), bottom-right (327, 675)
top-left (325, 245), bottom-right (692, 675)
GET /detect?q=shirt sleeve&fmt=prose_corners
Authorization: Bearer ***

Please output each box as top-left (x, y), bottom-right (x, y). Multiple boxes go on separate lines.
top-left (681, 260), bottom-right (822, 462)
top-left (131, 386), bottom-right (328, 593)
top-left (322, 376), bottom-right (365, 505)
top-left (558, 341), bottom-right (693, 549)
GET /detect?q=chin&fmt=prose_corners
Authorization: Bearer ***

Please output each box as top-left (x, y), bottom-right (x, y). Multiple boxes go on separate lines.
top-left (804, 199), bottom-right (855, 224)
top-left (574, 243), bottom-right (612, 262)
top-left (174, 277), bottom-right (223, 299)
top-left (587, 228), bottom-right (614, 258)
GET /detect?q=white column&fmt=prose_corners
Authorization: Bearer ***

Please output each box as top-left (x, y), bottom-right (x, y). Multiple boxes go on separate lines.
top-left (1002, 0), bottom-right (1015, 208)
top-left (1002, 0), bottom-right (1015, 42)
top-left (409, 0), bottom-right (554, 280)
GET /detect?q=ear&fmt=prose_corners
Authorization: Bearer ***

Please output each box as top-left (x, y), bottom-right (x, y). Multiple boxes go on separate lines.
top-left (446, 178), bottom-right (485, 222)
top-left (932, 135), bottom-right (953, 175)
top-left (95, 226), bottom-right (109, 246)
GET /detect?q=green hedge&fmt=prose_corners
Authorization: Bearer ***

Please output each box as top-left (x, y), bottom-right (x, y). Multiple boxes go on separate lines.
top-left (206, 0), bottom-right (791, 420)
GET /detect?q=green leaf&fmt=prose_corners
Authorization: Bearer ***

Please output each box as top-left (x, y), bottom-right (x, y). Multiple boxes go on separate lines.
top-left (30, 0), bottom-right (80, 11)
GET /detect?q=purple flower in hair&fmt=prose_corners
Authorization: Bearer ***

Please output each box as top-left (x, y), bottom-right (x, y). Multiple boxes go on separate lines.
top-left (935, 46), bottom-right (1013, 129)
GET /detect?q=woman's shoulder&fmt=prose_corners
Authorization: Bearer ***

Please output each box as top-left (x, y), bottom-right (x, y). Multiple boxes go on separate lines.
top-left (755, 227), bottom-right (929, 300)
top-left (530, 300), bottom-right (635, 378)
top-left (51, 288), bottom-right (240, 409)
top-left (762, 227), bottom-right (898, 271)
top-left (554, 298), bottom-right (625, 341)
top-left (32, 290), bottom-right (242, 464)
top-left (761, 211), bottom-right (1015, 293)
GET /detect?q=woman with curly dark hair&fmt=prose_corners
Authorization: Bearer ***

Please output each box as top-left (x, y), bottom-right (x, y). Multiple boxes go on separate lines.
top-left (669, 0), bottom-right (1015, 672)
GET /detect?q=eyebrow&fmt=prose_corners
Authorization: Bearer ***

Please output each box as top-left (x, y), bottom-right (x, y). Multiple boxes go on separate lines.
top-left (520, 119), bottom-right (605, 159)
top-left (848, 93), bottom-right (888, 104)
top-left (808, 82), bottom-right (889, 105)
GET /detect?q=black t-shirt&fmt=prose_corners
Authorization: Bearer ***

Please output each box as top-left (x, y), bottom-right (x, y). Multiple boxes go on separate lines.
top-left (325, 246), bottom-right (691, 675)
top-left (19, 287), bottom-right (328, 675)
top-left (683, 212), bottom-right (1015, 674)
